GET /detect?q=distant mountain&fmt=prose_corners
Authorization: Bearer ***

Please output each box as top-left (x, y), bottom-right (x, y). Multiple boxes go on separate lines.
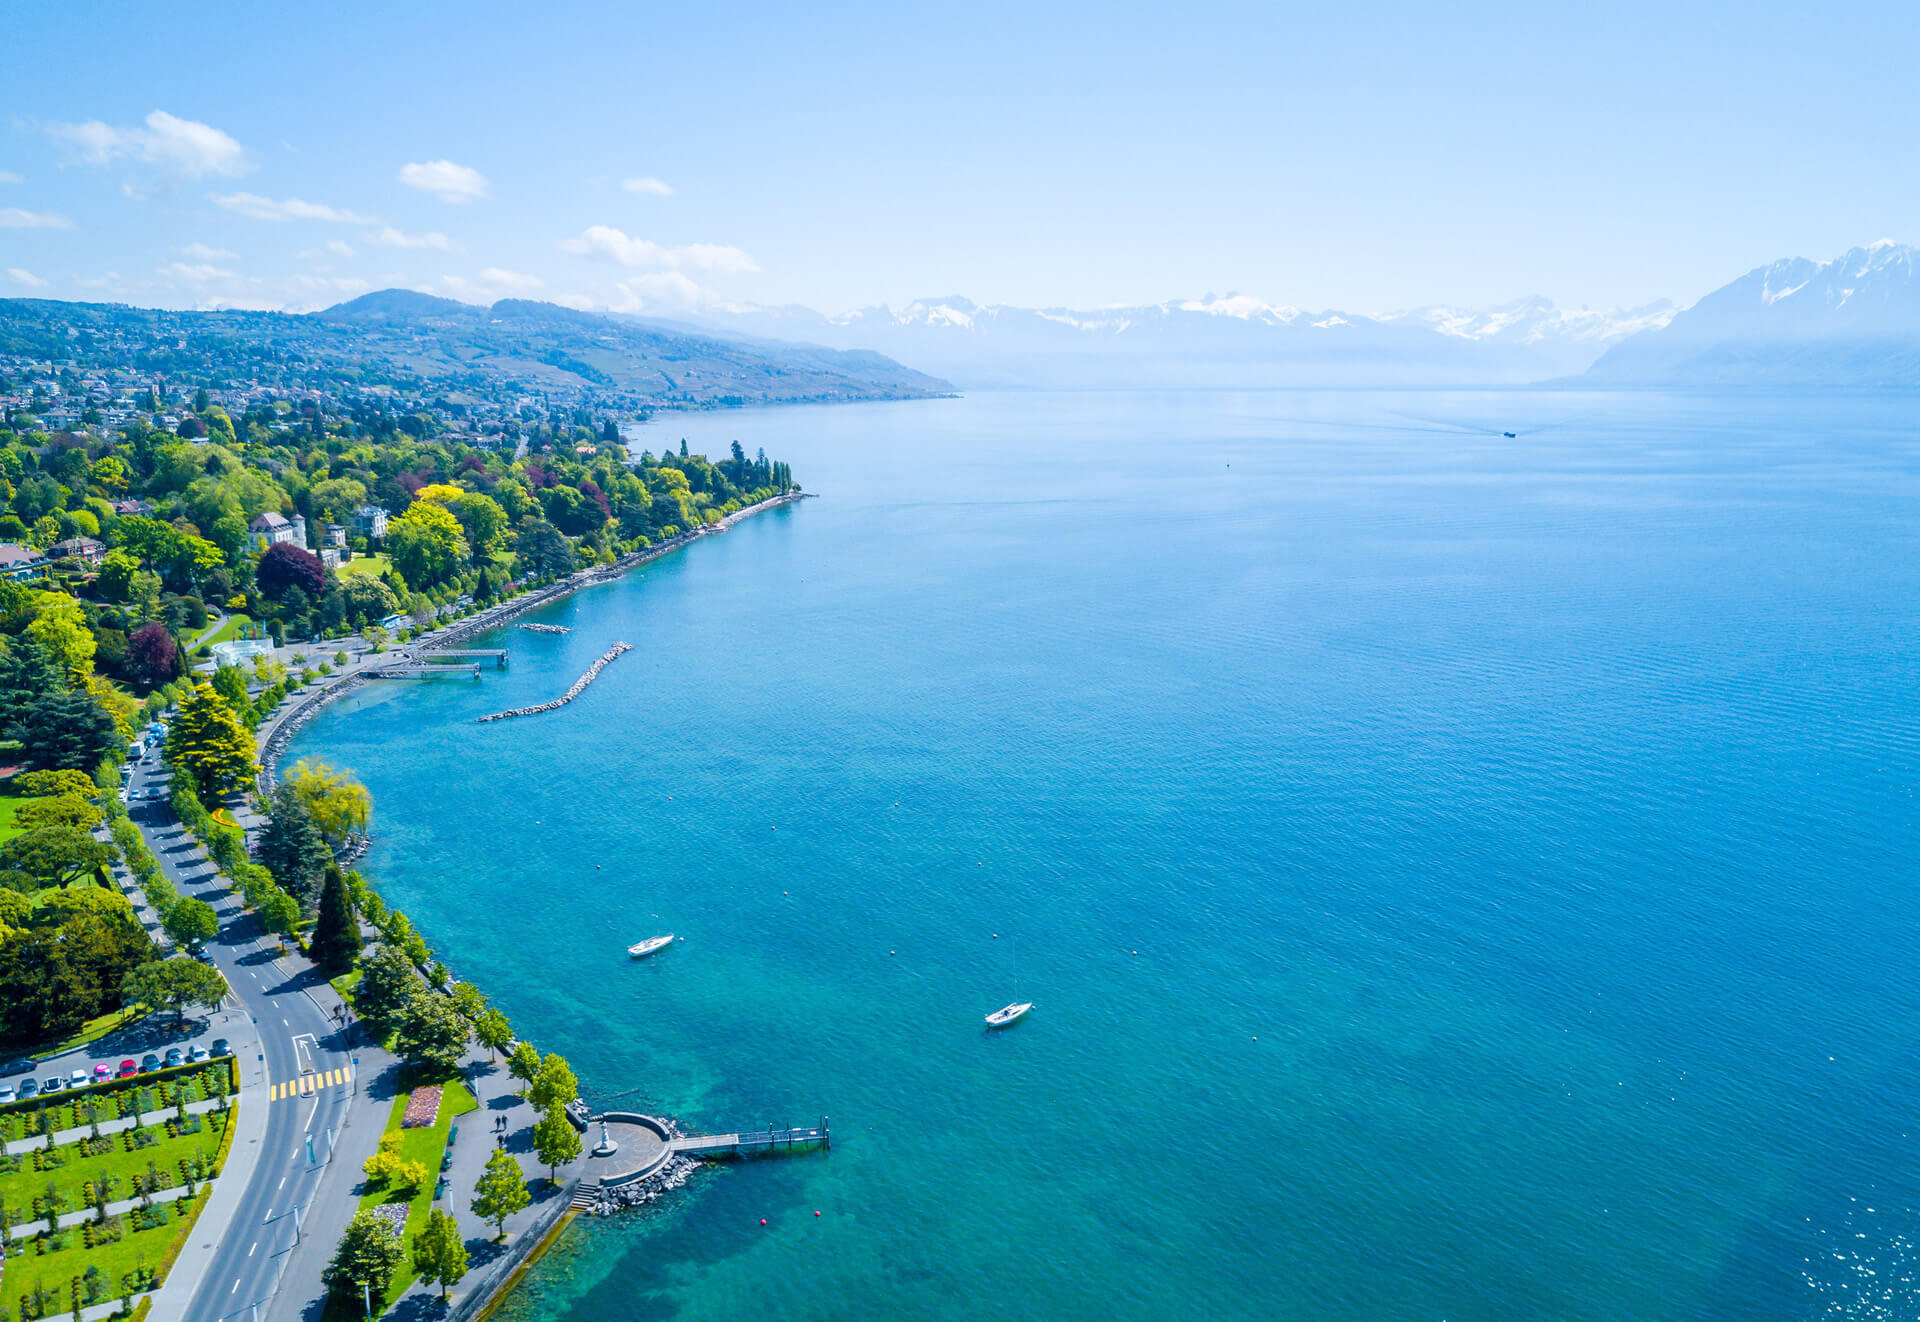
top-left (1584, 243), bottom-right (1920, 385)
top-left (0, 292), bottom-right (950, 408)
top-left (685, 292), bottom-right (1670, 389)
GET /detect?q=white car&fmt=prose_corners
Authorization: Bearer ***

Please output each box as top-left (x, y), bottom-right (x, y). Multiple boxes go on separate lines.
top-left (68, 1069), bottom-right (88, 1089)
top-left (0, 1085), bottom-right (15, 1104)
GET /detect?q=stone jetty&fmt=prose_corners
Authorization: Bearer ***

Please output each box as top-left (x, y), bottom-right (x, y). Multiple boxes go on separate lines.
top-left (475, 642), bottom-right (632, 722)
top-left (518, 623), bottom-right (571, 635)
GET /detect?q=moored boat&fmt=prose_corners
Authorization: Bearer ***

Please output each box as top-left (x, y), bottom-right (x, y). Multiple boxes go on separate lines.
top-left (985, 1001), bottom-right (1032, 1028)
top-left (628, 934), bottom-right (675, 958)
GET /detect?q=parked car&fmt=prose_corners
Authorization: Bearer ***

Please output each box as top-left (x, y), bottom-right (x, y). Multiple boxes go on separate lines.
top-left (163, 1047), bottom-right (184, 1067)
top-left (18, 1078), bottom-right (38, 1098)
top-left (140, 1053), bottom-right (161, 1073)
top-left (69, 1069), bottom-right (89, 1089)
top-left (210, 1039), bottom-right (230, 1057)
top-left (186, 1044), bottom-right (208, 1063)
top-left (91, 1063), bottom-right (111, 1083)
top-left (117, 1060), bottom-right (137, 1078)
top-left (40, 1077), bottom-right (63, 1095)
top-left (0, 1085), bottom-right (15, 1104)
top-left (2, 1059), bottom-right (32, 1078)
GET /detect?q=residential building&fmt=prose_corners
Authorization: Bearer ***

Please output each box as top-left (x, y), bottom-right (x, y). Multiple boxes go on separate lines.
top-left (351, 504), bottom-right (390, 539)
top-left (48, 536), bottom-right (104, 566)
top-left (249, 511), bottom-right (298, 551)
top-left (0, 544), bottom-right (47, 580)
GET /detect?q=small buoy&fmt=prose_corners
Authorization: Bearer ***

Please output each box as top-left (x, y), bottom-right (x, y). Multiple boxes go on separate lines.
top-left (889, 950), bottom-right (895, 956)
top-left (760, 1218), bottom-right (767, 1226)
top-left (1252, 1036), bottom-right (1258, 1041)
top-left (814, 1210), bottom-right (821, 1217)
top-left (992, 933), bottom-right (998, 939)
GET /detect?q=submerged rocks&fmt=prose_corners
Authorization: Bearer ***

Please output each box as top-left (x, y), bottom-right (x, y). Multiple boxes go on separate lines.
top-left (584, 1155), bottom-right (700, 1215)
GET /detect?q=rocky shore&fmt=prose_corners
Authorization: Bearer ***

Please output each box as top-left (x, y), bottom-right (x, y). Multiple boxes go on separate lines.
top-left (474, 642), bottom-right (632, 722)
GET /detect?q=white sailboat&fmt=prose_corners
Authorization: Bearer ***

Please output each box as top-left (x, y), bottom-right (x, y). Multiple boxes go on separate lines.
top-left (984, 938), bottom-right (1032, 1028)
top-left (628, 934), bottom-right (675, 958)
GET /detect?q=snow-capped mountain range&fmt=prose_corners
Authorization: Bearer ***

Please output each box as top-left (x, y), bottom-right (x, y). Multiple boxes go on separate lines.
top-left (1584, 241), bottom-right (1920, 384)
top-left (681, 292), bottom-right (1676, 388)
top-left (671, 242), bottom-right (1920, 388)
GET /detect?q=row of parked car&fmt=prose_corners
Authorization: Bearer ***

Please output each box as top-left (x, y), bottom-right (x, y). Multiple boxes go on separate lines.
top-left (0, 1039), bottom-right (230, 1105)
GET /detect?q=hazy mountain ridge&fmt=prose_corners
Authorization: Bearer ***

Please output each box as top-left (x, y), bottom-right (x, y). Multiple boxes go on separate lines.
top-left (1583, 242), bottom-right (1920, 385)
top-left (686, 292), bottom-right (1673, 388)
top-left (0, 292), bottom-right (952, 408)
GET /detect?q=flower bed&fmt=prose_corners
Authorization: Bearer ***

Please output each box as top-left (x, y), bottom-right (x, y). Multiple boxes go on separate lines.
top-left (400, 1085), bottom-right (442, 1129)
top-left (367, 1201), bottom-right (409, 1239)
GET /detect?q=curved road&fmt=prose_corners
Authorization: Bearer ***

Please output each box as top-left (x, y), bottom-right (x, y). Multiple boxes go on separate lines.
top-left (126, 756), bottom-right (359, 1322)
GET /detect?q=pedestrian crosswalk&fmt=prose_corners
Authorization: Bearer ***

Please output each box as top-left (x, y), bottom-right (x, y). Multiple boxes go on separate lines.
top-left (266, 1066), bottom-right (353, 1101)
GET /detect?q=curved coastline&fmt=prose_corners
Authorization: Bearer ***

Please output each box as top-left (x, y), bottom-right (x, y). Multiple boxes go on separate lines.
top-left (255, 490), bottom-right (808, 791)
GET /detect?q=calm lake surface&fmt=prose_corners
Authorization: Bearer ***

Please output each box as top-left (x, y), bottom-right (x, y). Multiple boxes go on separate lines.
top-left (290, 389), bottom-right (1920, 1322)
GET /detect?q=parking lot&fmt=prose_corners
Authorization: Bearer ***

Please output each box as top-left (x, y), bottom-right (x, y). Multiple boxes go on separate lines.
top-left (0, 1004), bottom-right (248, 1106)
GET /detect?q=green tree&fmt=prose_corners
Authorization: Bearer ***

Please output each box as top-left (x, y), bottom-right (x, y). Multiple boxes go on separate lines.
top-left (257, 784), bottom-right (331, 910)
top-left (96, 549), bottom-right (141, 603)
top-left (411, 1206), bottom-right (469, 1301)
top-left (210, 664), bottom-right (250, 715)
top-left (161, 896), bottom-right (218, 951)
top-left (119, 958), bottom-right (227, 1026)
top-left (15, 794), bottom-right (102, 831)
top-left (20, 689), bottom-right (120, 773)
top-left (322, 1209), bottom-right (405, 1304)
top-left (386, 501), bottom-right (469, 588)
top-left (284, 760), bottom-right (371, 849)
top-left (354, 943), bottom-right (420, 1030)
top-left (506, 1041), bottom-right (540, 1092)
top-left (309, 865), bottom-right (361, 974)
top-left (259, 885), bottom-right (302, 942)
top-left (469, 1148), bottom-right (529, 1241)
top-left (26, 593), bottom-right (94, 681)
top-left (363, 1141), bottom-right (428, 1191)
top-left (167, 682), bottom-right (257, 800)
top-left (14, 769), bottom-right (99, 800)
top-left (449, 491), bottom-right (508, 559)
top-left (475, 1008), bottom-right (513, 1063)
top-left (0, 827), bottom-right (115, 889)
top-left (532, 1103), bottom-right (582, 1184)
top-left (395, 990), bottom-right (468, 1075)
top-left (528, 1053), bottom-right (578, 1113)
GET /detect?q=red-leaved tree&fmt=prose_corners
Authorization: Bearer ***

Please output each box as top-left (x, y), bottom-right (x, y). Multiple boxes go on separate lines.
top-left (257, 542), bottom-right (326, 599)
top-left (126, 622), bottom-right (182, 688)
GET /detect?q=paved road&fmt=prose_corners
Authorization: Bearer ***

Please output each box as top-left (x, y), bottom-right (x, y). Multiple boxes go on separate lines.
top-left (126, 757), bottom-right (362, 1322)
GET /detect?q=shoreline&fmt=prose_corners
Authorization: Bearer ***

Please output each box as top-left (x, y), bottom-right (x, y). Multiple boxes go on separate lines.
top-left (255, 489), bottom-right (808, 790)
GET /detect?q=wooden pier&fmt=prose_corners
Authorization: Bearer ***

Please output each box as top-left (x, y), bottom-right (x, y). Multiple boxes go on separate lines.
top-left (366, 663), bottom-right (481, 679)
top-left (670, 1118), bottom-right (830, 1157)
top-left (420, 648), bottom-right (508, 667)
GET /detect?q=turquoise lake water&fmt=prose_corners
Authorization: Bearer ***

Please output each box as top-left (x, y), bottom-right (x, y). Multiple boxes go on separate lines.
top-left (290, 389), bottom-right (1920, 1321)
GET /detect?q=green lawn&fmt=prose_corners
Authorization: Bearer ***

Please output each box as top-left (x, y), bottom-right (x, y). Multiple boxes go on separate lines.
top-left (336, 552), bottom-right (392, 581)
top-left (0, 1106), bottom-right (231, 1227)
top-left (205, 612), bottom-right (255, 647)
top-left (0, 790), bottom-right (28, 848)
top-left (356, 1077), bottom-right (478, 1305)
top-left (2, 1186), bottom-right (212, 1315)
top-left (328, 968), bottom-right (362, 1007)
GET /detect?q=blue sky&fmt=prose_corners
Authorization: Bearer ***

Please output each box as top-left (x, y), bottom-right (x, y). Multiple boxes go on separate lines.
top-left (4, 0), bottom-right (1919, 317)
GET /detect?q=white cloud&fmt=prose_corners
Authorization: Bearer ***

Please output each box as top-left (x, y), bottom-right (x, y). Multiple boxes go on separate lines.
top-left (5, 269), bottom-right (47, 290)
top-left (369, 226), bottom-right (451, 250)
top-left (178, 242), bottom-right (236, 261)
top-left (398, 160), bottom-right (488, 204)
top-left (0, 171), bottom-right (20, 185)
top-left (214, 193), bottom-right (375, 223)
top-left (558, 225), bottom-right (757, 274)
top-left (479, 267), bottom-right (541, 291)
top-left (621, 176), bottom-right (673, 197)
top-left (552, 292), bottom-right (596, 310)
top-left (299, 239), bottom-right (358, 260)
top-left (158, 261), bottom-right (235, 283)
top-left (47, 110), bottom-right (251, 178)
top-left (606, 272), bottom-right (707, 312)
top-left (0, 208), bottom-right (73, 229)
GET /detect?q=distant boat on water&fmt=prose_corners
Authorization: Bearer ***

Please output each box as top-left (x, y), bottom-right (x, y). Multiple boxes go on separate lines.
top-left (985, 1001), bottom-right (1032, 1028)
top-left (628, 934), bottom-right (675, 958)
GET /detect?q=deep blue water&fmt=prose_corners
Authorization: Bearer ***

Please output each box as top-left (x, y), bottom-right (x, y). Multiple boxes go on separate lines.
top-left (291, 390), bottom-right (1920, 1321)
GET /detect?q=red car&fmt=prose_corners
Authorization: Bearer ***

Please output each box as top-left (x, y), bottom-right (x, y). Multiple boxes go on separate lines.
top-left (91, 1063), bottom-right (111, 1083)
top-left (116, 1060), bottom-right (137, 1078)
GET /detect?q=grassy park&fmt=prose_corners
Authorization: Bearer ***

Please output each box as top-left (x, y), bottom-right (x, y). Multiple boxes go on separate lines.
top-left (358, 1077), bottom-right (478, 1301)
top-left (0, 1066), bottom-right (240, 1319)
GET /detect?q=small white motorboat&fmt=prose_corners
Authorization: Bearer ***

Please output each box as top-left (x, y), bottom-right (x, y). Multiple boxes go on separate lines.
top-left (985, 1002), bottom-right (1032, 1029)
top-left (628, 934), bottom-right (675, 958)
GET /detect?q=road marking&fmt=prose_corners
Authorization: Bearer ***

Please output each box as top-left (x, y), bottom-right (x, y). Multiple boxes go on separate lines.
top-left (277, 1176), bottom-right (286, 1190)
top-left (248, 1240), bottom-right (257, 1257)
top-left (232, 1280), bottom-right (240, 1294)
